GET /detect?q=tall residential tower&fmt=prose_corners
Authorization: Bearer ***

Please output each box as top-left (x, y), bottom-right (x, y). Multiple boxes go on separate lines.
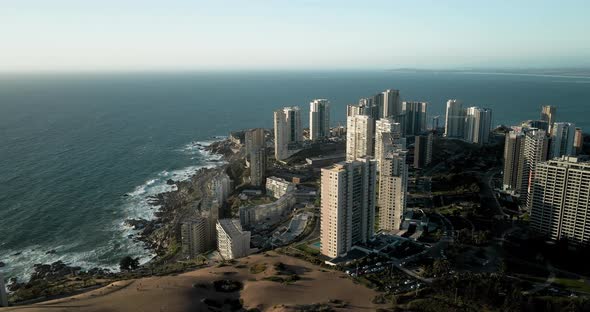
top-left (309, 99), bottom-right (330, 141)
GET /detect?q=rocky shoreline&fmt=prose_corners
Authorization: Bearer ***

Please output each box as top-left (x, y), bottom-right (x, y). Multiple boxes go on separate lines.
top-left (6, 138), bottom-right (245, 304)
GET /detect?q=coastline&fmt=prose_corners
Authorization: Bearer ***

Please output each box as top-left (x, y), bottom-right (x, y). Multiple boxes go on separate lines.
top-left (5, 137), bottom-right (245, 304)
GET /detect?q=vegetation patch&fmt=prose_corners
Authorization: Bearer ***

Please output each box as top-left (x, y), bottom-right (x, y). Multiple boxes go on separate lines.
top-left (249, 263), bottom-right (267, 274)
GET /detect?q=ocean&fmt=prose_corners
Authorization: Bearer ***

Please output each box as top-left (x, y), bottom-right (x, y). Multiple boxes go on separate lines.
top-left (1, 70), bottom-right (589, 281)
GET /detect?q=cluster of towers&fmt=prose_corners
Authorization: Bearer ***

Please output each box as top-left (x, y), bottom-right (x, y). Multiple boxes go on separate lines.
top-left (502, 105), bottom-right (588, 245)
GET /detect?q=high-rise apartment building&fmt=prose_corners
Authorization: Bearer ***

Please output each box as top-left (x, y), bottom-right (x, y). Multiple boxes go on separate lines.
top-left (444, 99), bottom-right (465, 138)
top-left (347, 98), bottom-right (378, 119)
top-left (540, 105), bottom-right (557, 134)
top-left (502, 127), bottom-right (548, 195)
top-left (379, 89), bottom-right (402, 119)
top-left (245, 128), bottom-right (265, 156)
top-left (346, 115), bottom-right (374, 161)
top-left (181, 217), bottom-right (210, 259)
top-left (378, 151), bottom-right (408, 231)
top-left (522, 128), bottom-right (549, 198)
top-left (375, 118), bottom-right (402, 168)
top-left (402, 101), bottom-right (427, 136)
top-left (309, 99), bottom-right (330, 141)
top-left (550, 122), bottom-right (576, 159)
top-left (502, 128), bottom-right (525, 191)
top-left (464, 107), bottom-right (492, 145)
top-left (414, 133), bottom-right (433, 169)
top-left (530, 156), bottom-right (590, 244)
top-left (574, 127), bottom-right (584, 155)
top-left (320, 157), bottom-right (376, 258)
top-left (245, 128), bottom-right (266, 186)
top-left (274, 106), bottom-right (302, 160)
top-left (216, 219), bottom-right (251, 259)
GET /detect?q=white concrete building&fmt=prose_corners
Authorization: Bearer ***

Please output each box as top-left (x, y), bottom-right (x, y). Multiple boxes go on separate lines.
top-left (375, 118), bottom-right (402, 169)
top-left (378, 151), bottom-right (408, 231)
top-left (210, 172), bottom-right (232, 204)
top-left (464, 107), bottom-right (492, 145)
top-left (309, 99), bottom-right (330, 141)
top-left (550, 122), bottom-right (576, 159)
top-left (346, 115), bottom-right (374, 161)
top-left (530, 157), bottom-right (590, 244)
top-left (444, 99), bottom-right (465, 138)
top-left (265, 176), bottom-right (295, 199)
top-left (216, 219), bottom-right (251, 260)
top-left (522, 128), bottom-right (549, 198)
top-left (274, 106), bottom-right (302, 160)
top-left (320, 157), bottom-right (376, 258)
top-left (239, 193), bottom-right (296, 228)
top-left (380, 89), bottom-right (402, 119)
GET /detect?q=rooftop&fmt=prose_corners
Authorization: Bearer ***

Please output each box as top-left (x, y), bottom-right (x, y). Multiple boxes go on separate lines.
top-left (218, 219), bottom-right (247, 238)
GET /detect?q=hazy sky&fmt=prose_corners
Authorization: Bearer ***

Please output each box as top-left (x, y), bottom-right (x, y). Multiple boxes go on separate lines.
top-left (2, 0), bottom-right (589, 71)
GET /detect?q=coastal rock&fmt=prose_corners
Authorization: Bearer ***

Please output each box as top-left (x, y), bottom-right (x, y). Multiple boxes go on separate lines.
top-left (0, 261), bottom-right (5, 267)
top-left (125, 218), bottom-right (150, 230)
top-left (166, 179), bottom-right (175, 185)
top-left (46, 249), bottom-right (57, 255)
top-left (30, 261), bottom-right (81, 281)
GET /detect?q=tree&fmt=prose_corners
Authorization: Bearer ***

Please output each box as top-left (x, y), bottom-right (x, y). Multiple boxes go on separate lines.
top-left (119, 256), bottom-right (140, 271)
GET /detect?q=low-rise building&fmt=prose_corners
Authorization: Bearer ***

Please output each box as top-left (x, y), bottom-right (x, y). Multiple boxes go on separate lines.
top-left (239, 193), bottom-right (296, 228)
top-left (265, 176), bottom-right (295, 199)
top-left (216, 219), bottom-right (251, 259)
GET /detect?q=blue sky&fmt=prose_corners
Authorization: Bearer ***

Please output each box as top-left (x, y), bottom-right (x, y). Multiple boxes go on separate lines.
top-left (2, 0), bottom-right (589, 71)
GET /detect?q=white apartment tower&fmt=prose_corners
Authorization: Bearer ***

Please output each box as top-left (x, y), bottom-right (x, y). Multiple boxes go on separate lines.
top-left (245, 128), bottom-right (266, 187)
top-left (380, 89), bottom-right (402, 119)
top-left (464, 107), bottom-right (492, 145)
top-left (550, 122), bottom-right (576, 159)
top-left (522, 128), bottom-right (549, 198)
top-left (346, 115), bottom-right (374, 161)
top-left (274, 106), bottom-right (302, 160)
top-left (375, 118), bottom-right (402, 168)
top-left (378, 150), bottom-right (408, 231)
top-left (216, 219), bottom-right (251, 259)
top-left (530, 157), bottom-right (590, 244)
top-left (444, 99), bottom-right (465, 138)
top-left (320, 157), bottom-right (377, 258)
top-left (309, 99), bottom-right (330, 141)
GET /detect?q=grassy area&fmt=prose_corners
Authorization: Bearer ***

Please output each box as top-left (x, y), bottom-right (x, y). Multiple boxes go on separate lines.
top-left (552, 278), bottom-right (590, 293)
top-left (295, 242), bottom-right (320, 256)
top-left (249, 263), bottom-right (267, 274)
top-left (436, 204), bottom-right (463, 215)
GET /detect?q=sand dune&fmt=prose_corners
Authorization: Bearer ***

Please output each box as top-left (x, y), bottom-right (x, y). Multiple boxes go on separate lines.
top-left (2, 251), bottom-right (385, 312)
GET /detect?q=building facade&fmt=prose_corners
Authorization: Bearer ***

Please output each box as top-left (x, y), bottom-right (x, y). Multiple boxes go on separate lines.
top-left (540, 105), bottom-right (556, 134)
top-left (574, 127), bottom-right (584, 155)
top-left (550, 122), bottom-right (576, 159)
top-left (309, 99), bottom-right (330, 141)
top-left (239, 193), bottom-right (296, 228)
top-left (216, 219), bottom-right (251, 259)
top-left (274, 106), bottom-right (302, 160)
top-left (502, 128), bottom-right (525, 191)
top-left (464, 107), bottom-right (492, 145)
top-left (265, 176), bottom-right (295, 199)
top-left (414, 133), bottom-right (433, 169)
top-left (378, 151), bottom-right (408, 231)
top-left (529, 157), bottom-right (590, 244)
top-left (346, 115), bottom-right (374, 161)
top-left (320, 157), bottom-right (377, 258)
top-left (245, 128), bottom-right (267, 187)
top-left (444, 99), bottom-right (464, 138)
top-left (402, 101), bottom-right (428, 136)
top-left (379, 89), bottom-right (402, 119)
top-left (375, 118), bottom-right (402, 168)
top-left (181, 217), bottom-right (210, 259)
